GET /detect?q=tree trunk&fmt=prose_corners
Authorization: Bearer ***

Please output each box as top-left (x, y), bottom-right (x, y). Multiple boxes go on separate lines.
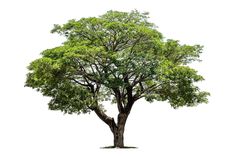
top-left (93, 100), bottom-right (133, 148)
top-left (113, 125), bottom-right (124, 147)
top-left (112, 113), bottom-right (127, 148)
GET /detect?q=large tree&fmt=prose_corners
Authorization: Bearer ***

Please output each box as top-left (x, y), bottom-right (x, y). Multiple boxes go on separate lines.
top-left (25, 10), bottom-right (209, 148)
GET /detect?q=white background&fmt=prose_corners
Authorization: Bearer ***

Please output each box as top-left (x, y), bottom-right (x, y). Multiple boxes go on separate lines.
top-left (0, 0), bottom-right (235, 155)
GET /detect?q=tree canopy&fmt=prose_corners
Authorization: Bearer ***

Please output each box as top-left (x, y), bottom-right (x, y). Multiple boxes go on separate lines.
top-left (26, 10), bottom-right (209, 114)
top-left (25, 10), bottom-right (209, 147)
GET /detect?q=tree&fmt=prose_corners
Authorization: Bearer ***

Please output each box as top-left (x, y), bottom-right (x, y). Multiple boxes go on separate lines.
top-left (25, 10), bottom-right (210, 148)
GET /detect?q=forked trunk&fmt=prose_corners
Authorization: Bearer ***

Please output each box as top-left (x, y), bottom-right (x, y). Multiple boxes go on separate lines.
top-left (93, 101), bottom-right (134, 148)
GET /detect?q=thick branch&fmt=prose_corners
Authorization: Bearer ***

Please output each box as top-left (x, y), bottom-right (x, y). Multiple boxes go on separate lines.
top-left (113, 88), bottom-right (124, 113)
top-left (123, 76), bottom-right (134, 114)
top-left (93, 106), bottom-right (117, 132)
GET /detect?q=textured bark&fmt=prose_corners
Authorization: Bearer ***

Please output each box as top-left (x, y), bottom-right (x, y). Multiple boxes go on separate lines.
top-left (113, 113), bottom-right (128, 148)
top-left (113, 126), bottom-right (124, 147)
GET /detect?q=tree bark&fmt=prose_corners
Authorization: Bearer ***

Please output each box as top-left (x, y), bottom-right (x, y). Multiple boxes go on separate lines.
top-left (112, 113), bottom-right (128, 148)
top-left (113, 126), bottom-right (124, 148)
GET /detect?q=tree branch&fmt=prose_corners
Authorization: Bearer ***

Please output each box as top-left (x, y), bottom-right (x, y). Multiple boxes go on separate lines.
top-left (133, 83), bottom-right (162, 101)
top-left (93, 106), bottom-right (117, 133)
top-left (113, 88), bottom-right (124, 113)
top-left (69, 77), bottom-right (90, 87)
top-left (123, 75), bottom-right (134, 114)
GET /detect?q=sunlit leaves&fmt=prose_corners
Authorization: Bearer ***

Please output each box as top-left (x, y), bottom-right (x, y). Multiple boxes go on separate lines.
top-left (163, 39), bottom-right (203, 64)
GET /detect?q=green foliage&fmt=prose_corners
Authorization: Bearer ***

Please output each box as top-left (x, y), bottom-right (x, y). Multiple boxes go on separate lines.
top-left (25, 10), bottom-right (209, 114)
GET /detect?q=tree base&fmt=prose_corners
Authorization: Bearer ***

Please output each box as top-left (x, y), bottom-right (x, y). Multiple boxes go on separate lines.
top-left (101, 146), bottom-right (137, 149)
